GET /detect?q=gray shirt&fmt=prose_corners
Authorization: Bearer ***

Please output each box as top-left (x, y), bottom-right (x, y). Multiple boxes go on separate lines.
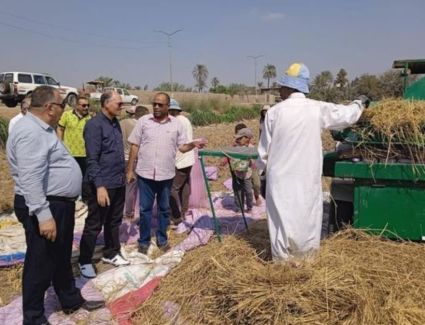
top-left (6, 112), bottom-right (82, 222)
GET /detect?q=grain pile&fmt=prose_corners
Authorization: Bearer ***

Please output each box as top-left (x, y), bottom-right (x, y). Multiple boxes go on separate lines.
top-left (134, 223), bottom-right (425, 325)
top-left (352, 99), bottom-right (425, 163)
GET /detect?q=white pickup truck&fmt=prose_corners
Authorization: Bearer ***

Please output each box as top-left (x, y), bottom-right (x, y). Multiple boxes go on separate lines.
top-left (90, 87), bottom-right (139, 105)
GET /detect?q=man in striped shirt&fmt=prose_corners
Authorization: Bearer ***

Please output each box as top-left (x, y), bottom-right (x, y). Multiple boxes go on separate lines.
top-left (127, 92), bottom-right (206, 254)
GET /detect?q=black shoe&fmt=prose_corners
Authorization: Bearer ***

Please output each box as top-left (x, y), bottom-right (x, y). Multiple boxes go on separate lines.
top-left (138, 245), bottom-right (149, 255)
top-left (62, 300), bottom-right (105, 315)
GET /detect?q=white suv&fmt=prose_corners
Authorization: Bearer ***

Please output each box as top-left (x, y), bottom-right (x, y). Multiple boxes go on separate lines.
top-left (0, 72), bottom-right (78, 107)
top-left (103, 87), bottom-right (139, 105)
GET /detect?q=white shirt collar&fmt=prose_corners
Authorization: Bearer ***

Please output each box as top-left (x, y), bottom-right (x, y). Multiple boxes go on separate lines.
top-left (288, 93), bottom-right (306, 99)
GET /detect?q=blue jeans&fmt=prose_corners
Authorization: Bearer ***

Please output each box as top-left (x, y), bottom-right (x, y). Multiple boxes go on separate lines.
top-left (138, 176), bottom-right (173, 247)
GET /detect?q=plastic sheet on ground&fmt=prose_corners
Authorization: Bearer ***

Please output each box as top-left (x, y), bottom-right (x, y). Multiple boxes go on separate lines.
top-left (0, 277), bottom-right (113, 325)
top-left (92, 249), bottom-right (184, 302)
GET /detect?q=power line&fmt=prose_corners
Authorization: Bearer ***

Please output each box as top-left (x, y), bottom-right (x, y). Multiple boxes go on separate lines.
top-left (0, 10), bottom-right (165, 46)
top-left (0, 20), bottom-right (164, 50)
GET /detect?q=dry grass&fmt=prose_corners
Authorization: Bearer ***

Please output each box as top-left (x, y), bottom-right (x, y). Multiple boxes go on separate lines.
top-left (0, 264), bottom-right (23, 306)
top-left (352, 99), bottom-right (425, 163)
top-left (134, 222), bottom-right (425, 325)
top-left (0, 151), bottom-right (14, 212)
top-left (0, 106), bottom-right (20, 121)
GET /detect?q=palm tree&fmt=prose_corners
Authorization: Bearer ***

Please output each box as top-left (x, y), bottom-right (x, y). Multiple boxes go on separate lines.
top-left (211, 77), bottom-right (219, 89)
top-left (262, 64), bottom-right (277, 88)
top-left (192, 64), bottom-right (209, 92)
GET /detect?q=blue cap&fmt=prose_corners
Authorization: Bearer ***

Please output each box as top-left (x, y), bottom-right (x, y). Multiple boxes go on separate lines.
top-left (169, 98), bottom-right (182, 111)
top-left (278, 63), bottom-right (310, 93)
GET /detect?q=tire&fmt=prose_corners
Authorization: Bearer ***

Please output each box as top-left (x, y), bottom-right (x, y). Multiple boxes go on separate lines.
top-left (4, 99), bottom-right (18, 108)
top-left (66, 93), bottom-right (77, 107)
top-left (0, 82), bottom-right (11, 94)
top-left (131, 98), bottom-right (138, 105)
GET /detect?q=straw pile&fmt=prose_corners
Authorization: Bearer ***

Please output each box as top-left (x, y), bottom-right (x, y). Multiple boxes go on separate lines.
top-left (352, 99), bottom-right (425, 163)
top-left (0, 265), bottom-right (23, 306)
top-left (134, 222), bottom-right (425, 325)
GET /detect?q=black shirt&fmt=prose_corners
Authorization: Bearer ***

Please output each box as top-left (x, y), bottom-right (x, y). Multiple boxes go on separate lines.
top-left (84, 112), bottom-right (125, 189)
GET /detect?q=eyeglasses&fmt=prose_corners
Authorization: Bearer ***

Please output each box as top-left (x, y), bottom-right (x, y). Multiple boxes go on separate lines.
top-left (152, 102), bottom-right (166, 108)
top-left (50, 102), bottom-right (66, 109)
top-left (80, 104), bottom-right (90, 108)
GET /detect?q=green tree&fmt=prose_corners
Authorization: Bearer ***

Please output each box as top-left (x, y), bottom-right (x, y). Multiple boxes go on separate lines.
top-left (210, 85), bottom-right (227, 94)
top-left (310, 71), bottom-right (336, 101)
top-left (154, 82), bottom-right (188, 92)
top-left (333, 68), bottom-right (349, 101)
top-left (263, 64), bottom-right (277, 88)
top-left (379, 70), bottom-right (403, 98)
top-left (211, 77), bottom-right (220, 89)
top-left (192, 64), bottom-right (209, 92)
top-left (95, 76), bottom-right (114, 87)
top-left (351, 74), bottom-right (381, 100)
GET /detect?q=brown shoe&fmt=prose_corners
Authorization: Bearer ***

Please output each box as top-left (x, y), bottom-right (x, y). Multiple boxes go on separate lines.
top-left (158, 243), bottom-right (170, 253)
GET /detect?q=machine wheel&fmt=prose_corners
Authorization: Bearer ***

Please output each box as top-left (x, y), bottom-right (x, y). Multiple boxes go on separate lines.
top-left (66, 93), bottom-right (77, 107)
top-left (131, 98), bottom-right (138, 105)
top-left (4, 99), bottom-right (18, 108)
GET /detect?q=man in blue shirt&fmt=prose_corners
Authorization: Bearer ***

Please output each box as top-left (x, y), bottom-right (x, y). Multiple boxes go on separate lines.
top-left (7, 86), bottom-right (104, 325)
top-left (78, 90), bottom-right (129, 278)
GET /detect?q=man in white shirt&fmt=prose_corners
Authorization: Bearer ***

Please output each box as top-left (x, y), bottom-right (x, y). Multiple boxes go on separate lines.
top-left (257, 62), bottom-right (369, 261)
top-left (168, 99), bottom-right (195, 225)
top-left (8, 97), bottom-right (30, 133)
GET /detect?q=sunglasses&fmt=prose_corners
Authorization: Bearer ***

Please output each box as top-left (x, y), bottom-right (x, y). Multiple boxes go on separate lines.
top-left (80, 104), bottom-right (90, 108)
top-left (152, 102), bottom-right (166, 108)
top-left (50, 102), bottom-right (66, 109)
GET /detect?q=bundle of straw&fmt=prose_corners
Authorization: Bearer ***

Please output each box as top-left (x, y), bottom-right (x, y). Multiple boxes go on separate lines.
top-left (350, 99), bottom-right (425, 163)
top-left (134, 222), bottom-right (425, 325)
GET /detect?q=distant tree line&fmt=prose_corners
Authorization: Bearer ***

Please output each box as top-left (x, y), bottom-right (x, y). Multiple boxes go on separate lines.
top-left (95, 63), bottom-right (410, 100)
top-left (309, 68), bottom-right (405, 102)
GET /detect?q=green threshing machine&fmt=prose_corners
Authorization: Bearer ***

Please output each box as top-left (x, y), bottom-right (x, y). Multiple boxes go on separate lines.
top-left (323, 59), bottom-right (425, 241)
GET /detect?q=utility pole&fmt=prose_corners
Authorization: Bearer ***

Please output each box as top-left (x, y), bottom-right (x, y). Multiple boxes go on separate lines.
top-left (155, 29), bottom-right (183, 96)
top-left (247, 55), bottom-right (264, 98)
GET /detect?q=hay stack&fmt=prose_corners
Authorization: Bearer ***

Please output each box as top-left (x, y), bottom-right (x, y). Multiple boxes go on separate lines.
top-left (352, 99), bottom-right (425, 163)
top-left (134, 223), bottom-right (425, 325)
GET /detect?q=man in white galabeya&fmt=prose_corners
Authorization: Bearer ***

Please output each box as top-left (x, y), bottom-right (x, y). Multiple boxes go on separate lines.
top-left (257, 62), bottom-right (369, 261)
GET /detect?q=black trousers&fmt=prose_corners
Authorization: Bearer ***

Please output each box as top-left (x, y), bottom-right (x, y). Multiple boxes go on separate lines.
top-left (74, 157), bottom-right (90, 202)
top-left (14, 195), bottom-right (84, 325)
top-left (170, 166), bottom-right (192, 220)
top-left (78, 185), bottom-right (125, 264)
top-left (232, 176), bottom-right (254, 210)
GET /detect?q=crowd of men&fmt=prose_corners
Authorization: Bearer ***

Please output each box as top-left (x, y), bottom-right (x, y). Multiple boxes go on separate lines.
top-left (5, 62), bottom-right (369, 324)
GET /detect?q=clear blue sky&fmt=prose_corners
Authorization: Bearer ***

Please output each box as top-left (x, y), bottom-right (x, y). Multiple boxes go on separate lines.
top-left (1, 0), bottom-right (424, 89)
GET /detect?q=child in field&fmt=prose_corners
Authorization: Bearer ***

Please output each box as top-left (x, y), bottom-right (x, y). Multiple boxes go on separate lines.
top-left (234, 123), bottom-right (262, 205)
top-left (230, 127), bottom-right (255, 212)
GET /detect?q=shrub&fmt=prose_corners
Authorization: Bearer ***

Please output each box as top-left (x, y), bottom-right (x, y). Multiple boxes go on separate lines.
top-left (0, 117), bottom-right (8, 149)
top-left (189, 104), bottom-right (261, 126)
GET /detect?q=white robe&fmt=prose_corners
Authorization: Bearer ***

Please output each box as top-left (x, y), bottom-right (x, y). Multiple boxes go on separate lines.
top-left (257, 93), bottom-right (364, 260)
